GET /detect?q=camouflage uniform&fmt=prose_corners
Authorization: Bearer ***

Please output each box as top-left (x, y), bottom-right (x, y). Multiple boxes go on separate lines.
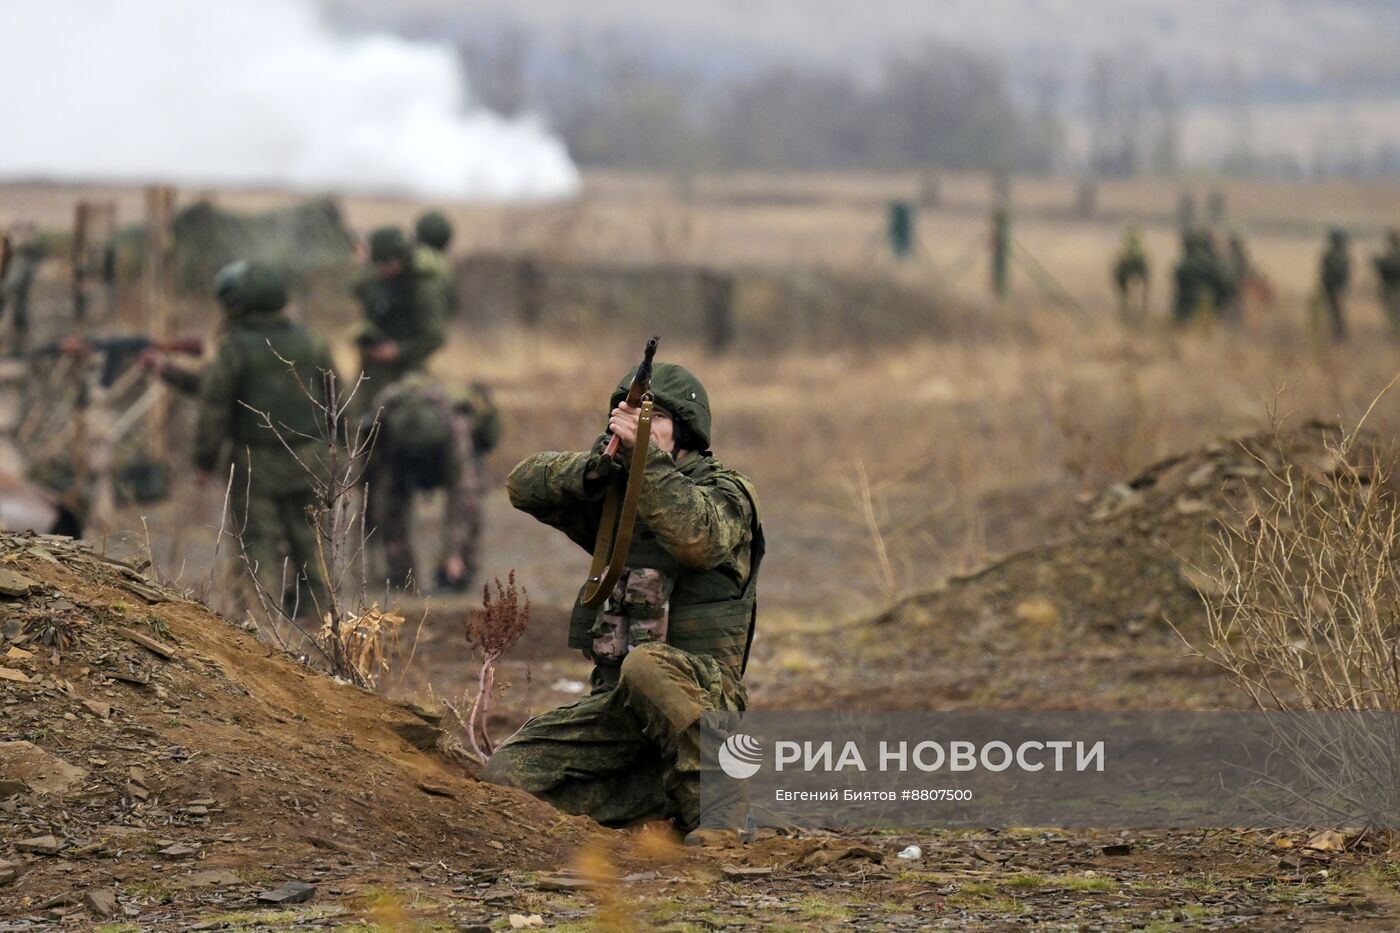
top-left (352, 227), bottom-right (447, 414)
top-left (1112, 227), bottom-right (1149, 322)
top-left (196, 261), bottom-right (336, 620)
top-left (1373, 230), bottom-right (1400, 337)
top-left (0, 235), bottom-right (44, 352)
top-left (1319, 228), bottom-right (1351, 340)
top-left (414, 210), bottom-right (459, 317)
top-left (483, 363), bottom-right (764, 832)
top-left (1172, 230), bottom-right (1228, 324)
top-left (363, 373), bottom-right (494, 590)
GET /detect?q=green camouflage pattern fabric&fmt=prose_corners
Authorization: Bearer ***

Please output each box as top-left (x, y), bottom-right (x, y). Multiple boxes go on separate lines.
top-left (487, 439), bottom-right (760, 829)
top-left (195, 310), bottom-right (336, 618)
top-left (482, 642), bottom-right (745, 829)
top-left (1172, 231), bottom-right (1229, 323)
top-left (413, 244), bottom-right (459, 317)
top-left (364, 373), bottom-right (482, 589)
top-left (351, 258), bottom-right (448, 408)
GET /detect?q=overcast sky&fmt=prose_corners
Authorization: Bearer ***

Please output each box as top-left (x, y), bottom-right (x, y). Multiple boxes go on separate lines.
top-left (331, 0), bottom-right (1400, 96)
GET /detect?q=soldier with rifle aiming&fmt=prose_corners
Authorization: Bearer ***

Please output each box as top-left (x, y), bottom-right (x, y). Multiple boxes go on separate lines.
top-left (192, 260), bottom-right (337, 624)
top-left (484, 338), bottom-right (764, 845)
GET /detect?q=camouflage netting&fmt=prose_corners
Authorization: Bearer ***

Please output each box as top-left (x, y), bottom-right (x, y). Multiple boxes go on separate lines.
top-left (871, 421), bottom-right (1394, 643)
top-left (117, 198), bottom-right (357, 295)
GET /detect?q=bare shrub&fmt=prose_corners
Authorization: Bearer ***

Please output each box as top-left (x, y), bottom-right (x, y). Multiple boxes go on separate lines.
top-left (1188, 415), bottom-right (1400, 825)
top-left (231, 359), bottom-right (381, 687)
top-left (1198, 426), bottom-right (1400, 712)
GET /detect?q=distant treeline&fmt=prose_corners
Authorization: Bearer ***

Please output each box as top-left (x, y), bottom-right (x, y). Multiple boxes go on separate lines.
top-left (458, 35), bottom-right (1069, 174)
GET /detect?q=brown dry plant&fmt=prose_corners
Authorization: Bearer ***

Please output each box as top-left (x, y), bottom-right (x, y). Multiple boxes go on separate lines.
top-left (456, 570), bottom-right (530, 763)
top-left (1187, 411), bottom-right (1400, 825)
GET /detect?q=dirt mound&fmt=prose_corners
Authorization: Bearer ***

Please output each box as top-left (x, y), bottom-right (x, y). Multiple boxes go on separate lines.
top-left (754, 422), bottom-right (1386, 711)
top-left (0, 532), bottom-right (603, 926)
top-left (875, 420), bottom-right (1381, 644)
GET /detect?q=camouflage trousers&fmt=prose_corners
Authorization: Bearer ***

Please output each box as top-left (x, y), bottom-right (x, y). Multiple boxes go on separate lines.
top-left (482, 643), bottom-right (746, 831)
top-left (229, 448), bottom-right (331, 625)
top-left (367, 455), bottom-right (482, 590)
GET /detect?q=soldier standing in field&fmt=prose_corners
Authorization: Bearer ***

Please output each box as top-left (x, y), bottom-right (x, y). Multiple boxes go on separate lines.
top-left (1373, 229), bottom-right (1400, 338)
top-left (1221, 232), bottom-right (1252, 322)
top-left (352, 226), bottom-right (447, 415)
top-left (0, 225), bottom-right (45, 352)
top-left (483, 361), bottom-right (764, 844)
top-left (1112, 226), bottom-right (1149, 322)
top-left (362, 372), bottom-right (497, 591)
top-left (1172, 231), bottom-right (1208, 323)
top-left (413, 210), bottom-right (459, 317)
top-left (195, 261), bottom-right (336, 623)
top-left (1319, 228), bottom-right (1352, 340)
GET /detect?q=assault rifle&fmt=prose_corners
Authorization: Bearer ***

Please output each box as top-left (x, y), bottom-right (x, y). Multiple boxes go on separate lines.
top-left (580, 335), bottom-right (659, 609)
top-left (23, 335), bottom-right (203, 387)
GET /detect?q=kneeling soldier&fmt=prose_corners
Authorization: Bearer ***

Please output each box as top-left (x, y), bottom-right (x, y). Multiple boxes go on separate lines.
top-left (483, 361), bottom-right (764, 843)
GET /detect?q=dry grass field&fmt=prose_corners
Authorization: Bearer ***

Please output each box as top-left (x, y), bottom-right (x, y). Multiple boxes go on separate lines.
top-left (8, 171), bottom-right (1400, 928)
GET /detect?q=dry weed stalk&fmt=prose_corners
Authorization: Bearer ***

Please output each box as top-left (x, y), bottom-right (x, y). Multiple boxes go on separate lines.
top-left (458, 571), bottom-right (530, 764)
top-left (315, 603), bottom-right (405, 689)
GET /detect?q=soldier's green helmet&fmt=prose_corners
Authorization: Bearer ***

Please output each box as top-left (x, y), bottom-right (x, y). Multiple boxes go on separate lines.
top-left (610, 361), bottom-right (711, 452)
top-left (368, 226), bottom-right (410, 264)
top-left (212, 260), bottom-right (287, 314)
top-left (415, 211), bottom-right (453, 251)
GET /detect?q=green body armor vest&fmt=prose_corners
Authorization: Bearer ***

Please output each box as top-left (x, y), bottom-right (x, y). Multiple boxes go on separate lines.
top-left (228, 318), bottom-right (329, 445)
top-left (568, 460), bottom-right (765, 677)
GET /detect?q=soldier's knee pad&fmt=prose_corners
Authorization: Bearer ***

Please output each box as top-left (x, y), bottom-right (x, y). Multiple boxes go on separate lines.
top-left (618, 642), bottom-right (671, 685)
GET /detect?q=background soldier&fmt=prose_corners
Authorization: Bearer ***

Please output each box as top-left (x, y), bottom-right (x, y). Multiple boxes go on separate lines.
top-left (352, 226), bottom-right (447, 414)
top-left (483, 362), bottom-right (764, 844)
top-left (1172, 230), bottom-right (1212, 323)
top-left (1373, 229), bottom-right (1400, 337)
top-left (363, 372), bottom-right (497, 591)
top-left (0, 225), bottom-right (46, 352)
top-left (1319, 227), bottom-right (1351, 340)
top-left (1112, 226), bottom-right (1149, 322)
top-left (1222, 232), bottom-right (1252, 321)
top-left (413, 210), bottom-right (459, 316)
top-left (196, 260), bottom-right (336, 623)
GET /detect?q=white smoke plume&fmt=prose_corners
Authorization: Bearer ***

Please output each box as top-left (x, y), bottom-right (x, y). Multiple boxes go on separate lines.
top-left (0, 0), bottom-right (579, 200)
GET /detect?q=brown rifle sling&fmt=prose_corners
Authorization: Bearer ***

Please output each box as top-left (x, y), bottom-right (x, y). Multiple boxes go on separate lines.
top-left (581, 397), bottom-right (654, 608)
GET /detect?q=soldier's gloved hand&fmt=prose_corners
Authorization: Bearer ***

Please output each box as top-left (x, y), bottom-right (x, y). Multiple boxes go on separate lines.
top-left (137, 348), bottom-right (165, 374)
top-left (365, 340), bottom-right (400, 363)
top-left (584, 433), bottom-right (624, 483)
